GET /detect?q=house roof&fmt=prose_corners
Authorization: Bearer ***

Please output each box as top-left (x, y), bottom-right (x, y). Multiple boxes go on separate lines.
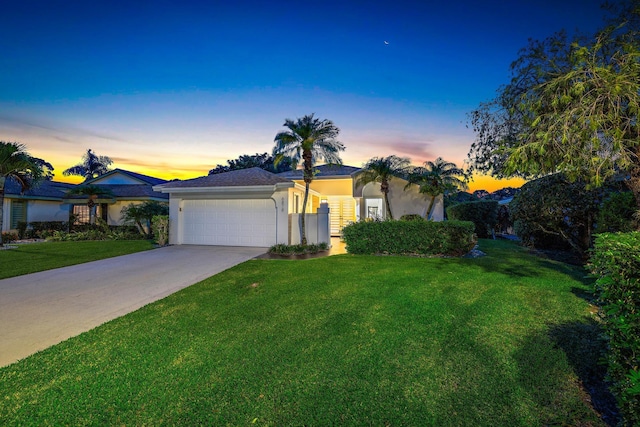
top-left (4, 178), bottom-right (76, 200)
top-left (276, 164), bottom-right (361, 179)
top-left (156, 167), bottom-right (293, 189)
top-left (86, 168), bottom-right (169, 186)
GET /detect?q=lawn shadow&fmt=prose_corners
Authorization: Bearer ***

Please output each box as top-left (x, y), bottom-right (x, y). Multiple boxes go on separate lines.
top-left (514, 320), bottom-right (619, 426)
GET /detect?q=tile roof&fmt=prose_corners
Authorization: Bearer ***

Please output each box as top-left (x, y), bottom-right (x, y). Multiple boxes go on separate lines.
top-left (276, 164), bottom-right (361, 179)
top-left (156, 167), bottom-right (292, 188)
top-left (4, 179), bottom-right (75, 199)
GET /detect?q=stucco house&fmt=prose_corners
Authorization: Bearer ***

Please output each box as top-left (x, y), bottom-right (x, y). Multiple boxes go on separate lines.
top-left (2, 179), bottom-right (76, 232)
top-left (2, 169), bottom-right (169, 233)
top-left (153, 164), bottom-right (443, 247)
top-left (63, 169), bottom-right (169, 225)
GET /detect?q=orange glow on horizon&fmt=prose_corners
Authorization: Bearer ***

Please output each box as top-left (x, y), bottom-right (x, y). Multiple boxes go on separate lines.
top-left (467, 174), bottom-right (527, 193)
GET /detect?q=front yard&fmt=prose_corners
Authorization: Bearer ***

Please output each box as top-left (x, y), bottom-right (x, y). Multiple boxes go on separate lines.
top-left (0, 240), bottom-right (155, 279)
top-left (0, 240), bottom-right (610, 425)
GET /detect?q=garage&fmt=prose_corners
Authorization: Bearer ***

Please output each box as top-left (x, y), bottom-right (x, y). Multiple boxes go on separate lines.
top-left (181, 199), bottom-right (276, 247)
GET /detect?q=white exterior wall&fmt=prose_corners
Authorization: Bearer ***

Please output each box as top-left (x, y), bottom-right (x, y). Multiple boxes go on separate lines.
top-left (360, 178), bottom-right (444, 221)
top-left (2, 198), bottom-right (70, 232)
top-left (167, 189), bottom-right (290, 246)
top-left (289, 203), bottom-right (330, 245)
top-left (27, 200), bottom-right (70, 223)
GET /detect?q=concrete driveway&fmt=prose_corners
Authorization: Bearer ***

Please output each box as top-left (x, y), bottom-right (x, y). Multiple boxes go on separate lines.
top-left (0, 245), bottom-right (266, 368)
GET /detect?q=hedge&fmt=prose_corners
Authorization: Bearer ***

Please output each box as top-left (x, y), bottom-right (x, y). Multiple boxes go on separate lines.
top-left (589, 232), bottom-right (640, 426)
top-left (341, 220), bottom-right (476, 256)
top-left (446, 200), bottom-right (499, 238)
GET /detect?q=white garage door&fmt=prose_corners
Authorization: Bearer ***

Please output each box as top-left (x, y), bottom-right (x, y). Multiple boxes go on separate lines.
top-left (182, 199), bottom-right (276, 247)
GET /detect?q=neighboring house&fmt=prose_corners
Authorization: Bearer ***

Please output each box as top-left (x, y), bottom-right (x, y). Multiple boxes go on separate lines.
top-left (1, 169), bottom-right (169, 233)
top-left (63, 169), bottom-right (169, 225)
top-left (154, 164), bottom-right (444, 247)
top-left (2, 179), bottom-right (75, 232)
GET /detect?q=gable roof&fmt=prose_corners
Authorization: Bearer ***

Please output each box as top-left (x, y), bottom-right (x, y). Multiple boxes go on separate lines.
top-left (155, 167), bottom-right (293, 189)
top-left (276, 164), bottom-right (361, 180)
top-left (87, 169), bottom-right (168, 186)
top-left (4, 178), bottom-right (76, 200)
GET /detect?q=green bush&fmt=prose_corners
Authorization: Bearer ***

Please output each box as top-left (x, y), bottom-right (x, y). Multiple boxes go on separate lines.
top-left (341, 219), bottom-right (475, 256)
top-left (1, 232), bottom-right (18, 243)
top-left (152, 215), bottom-right (169, 246)
top-left (589, 232), bottom-right (640, 426)
top-left (16, 221), bottom-right (28, 239)
top-left (446, 200), bottom-right (499, 238)
top-left (399, 214), bottom-right (424, 221)
top-left (597, 191), bottom-right (637, 233)
top-left (268, 242), bottom-right (329, 255)
top-left (26, 221), bottom-right (69, 238)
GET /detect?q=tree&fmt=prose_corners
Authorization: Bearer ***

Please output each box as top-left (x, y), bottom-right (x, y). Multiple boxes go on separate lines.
top-left (208, 152), bottom-right (292, 175)
top-left (356, 155), bottom-right (411, 220)
top-left (65, 185), bottom-right (114, 225)
top-left (468, 1), bottom-right (640, 211)
top-left (62, 149), bottom-right (113, 182)
top-left (0, 142), bottom-right (45, 246)
top-left (121, 201), bottom-right (169, 236)
top-left (510, 174), bottom-right (601, 256)
top-left (273, 114), bottom-right (344, 244)
top-left (405, 157), bottom-right (468, 219)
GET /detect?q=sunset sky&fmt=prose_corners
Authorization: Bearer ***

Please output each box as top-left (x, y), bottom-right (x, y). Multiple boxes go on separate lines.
top-left (0, 0), bottom-right (607, 191)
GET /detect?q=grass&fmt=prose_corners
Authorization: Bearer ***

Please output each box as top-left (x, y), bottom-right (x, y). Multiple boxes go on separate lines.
top-left (0, 240), bottom-right (609, 426)
top-left (0, 240), bottom-right (156, 279)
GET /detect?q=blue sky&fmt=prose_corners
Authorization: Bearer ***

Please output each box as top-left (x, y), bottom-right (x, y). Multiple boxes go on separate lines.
top-left (0, 0), bottom-right (607, 190)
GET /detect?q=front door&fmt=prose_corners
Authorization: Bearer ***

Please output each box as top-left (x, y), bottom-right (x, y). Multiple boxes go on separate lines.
top-left (327, 197), bottom-right (356, 236)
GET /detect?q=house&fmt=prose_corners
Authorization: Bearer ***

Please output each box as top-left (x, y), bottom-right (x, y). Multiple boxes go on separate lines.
top-left (1, 169), bottom-right (169, 233)
top-left (63, 169), bottom-right (169, 225)
top-left (153, 165), bottom-right (444, 247)
top-left (2, 179), bottom-right (76, 232)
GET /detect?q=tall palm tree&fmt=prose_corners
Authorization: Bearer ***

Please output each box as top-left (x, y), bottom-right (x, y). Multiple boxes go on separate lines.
top-left (273, 114), bottom-right (344, 245)
top-left (406, 157), bottom-right (468, 219)
top-left (65, 185), bottom-right (114, 225)
top-left (63, 149), bottom-right (113, 182)
top-left (356, 155), bottom-right (411, 220)
top-left (0, 142), bottom-right (44, 246)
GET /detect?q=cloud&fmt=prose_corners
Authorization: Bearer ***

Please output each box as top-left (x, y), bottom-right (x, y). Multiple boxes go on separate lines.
top-left (388, 140), bottom-right (435, 159)
top-left (0, 113), bottom-right (127, 143)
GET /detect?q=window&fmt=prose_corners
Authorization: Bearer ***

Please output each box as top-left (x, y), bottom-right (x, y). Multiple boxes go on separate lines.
top-left (73, 205), bottom-right (90, 224)
top-left (294, 194), bottom-right (300, 213)
top-left (10, 200), bottom-right (27, 229)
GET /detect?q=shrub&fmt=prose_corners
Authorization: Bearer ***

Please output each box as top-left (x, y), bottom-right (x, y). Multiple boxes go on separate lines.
top-left (509, 174), bottom-right (601, 255)
top-left (268, 242), bottom-right (329, 255)
top-left (1, 232), bottom-right (18, 243)
top-left (589, 232), bottom-right (640, 426)
top-left (152, 215), bottom-right (169, 246)
top-left (341, 220), bottom-right (475, 256)
top-left (27, 221), bottom-right (69, 238)
top-left (16, 221), bottom-right (28, 239)
top-left (597, 191), bottom-right (637, 233)
top-left (446, 200), bottom-right (499, 238)
top-left (400, 214), bottom-right (424, 221)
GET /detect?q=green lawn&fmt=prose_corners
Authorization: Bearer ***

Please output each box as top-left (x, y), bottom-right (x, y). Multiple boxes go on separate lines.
top-left (0, 240), bottom-right (156, 279)
top-left (0, 240), bottom-right (607, 426)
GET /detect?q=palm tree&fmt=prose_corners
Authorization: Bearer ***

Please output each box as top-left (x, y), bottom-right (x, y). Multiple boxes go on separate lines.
top-left (406, 157), bottom-right (468, 219)
top-left (273, 114), bottom-right (344, 245)
top-left (65, 185), bottom-right (114, 225)
top-left (0, 142), bottom-right (44, 246)
top-left (356, 155), bottom-right (411, 220)
top-left (63, 149), bottom-right (113, 182)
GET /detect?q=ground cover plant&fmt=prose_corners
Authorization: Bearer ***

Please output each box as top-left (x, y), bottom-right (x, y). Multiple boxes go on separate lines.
top-left (0, 240), bottom-right (155, 280)
top-left (0, 240), bottom-right (612, 425)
